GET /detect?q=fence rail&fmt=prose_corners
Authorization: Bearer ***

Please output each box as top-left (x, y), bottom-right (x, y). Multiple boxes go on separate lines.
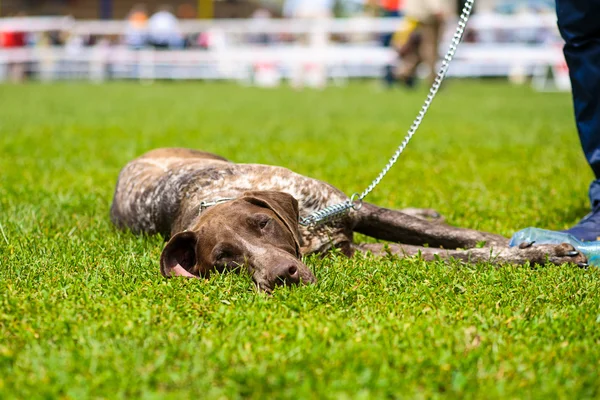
top-left (0, 14), bottom-right (559, 33)
top-left (0, 14), bottom-right (566, 89)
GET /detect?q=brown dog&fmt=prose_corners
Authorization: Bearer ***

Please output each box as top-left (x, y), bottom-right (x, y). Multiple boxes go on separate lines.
top-left (110, 148), bottom-right (587, 292)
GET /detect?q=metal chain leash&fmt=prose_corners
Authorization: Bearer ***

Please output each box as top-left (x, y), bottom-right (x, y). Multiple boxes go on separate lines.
top-left (299, 0), bottom-right (475, 227)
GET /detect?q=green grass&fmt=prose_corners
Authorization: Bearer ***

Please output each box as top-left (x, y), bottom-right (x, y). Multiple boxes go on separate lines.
top-left (1, 81), bottom-right (599, 399)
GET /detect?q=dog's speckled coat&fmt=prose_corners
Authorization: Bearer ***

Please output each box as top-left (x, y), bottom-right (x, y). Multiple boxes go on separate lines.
top-left (111, 148), bottom-right (353, 255)
top-left (111, 148), bottom-right (588, 290)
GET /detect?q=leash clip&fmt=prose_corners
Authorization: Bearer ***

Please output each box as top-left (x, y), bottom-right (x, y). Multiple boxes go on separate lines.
top-left (200, 197), bottom-right (236, 213)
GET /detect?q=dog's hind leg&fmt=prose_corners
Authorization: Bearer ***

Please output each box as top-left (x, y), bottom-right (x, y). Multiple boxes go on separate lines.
top-left (354, 243), bottom-right (588, 267)
top-left (353, 203), bottom-right (508, 249)
top-left (397, 207), bottom-right (445, 223)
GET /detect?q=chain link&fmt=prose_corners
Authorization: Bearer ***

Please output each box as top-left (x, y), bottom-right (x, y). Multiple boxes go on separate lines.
top-left (300, 0), bottom-right (475, 227)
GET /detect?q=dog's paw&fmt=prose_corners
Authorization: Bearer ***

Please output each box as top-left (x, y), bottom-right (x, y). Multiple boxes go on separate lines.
top-left (526, 243), bottom-right (588, 267)
top-left (400, 207), bottom-right (445, 223)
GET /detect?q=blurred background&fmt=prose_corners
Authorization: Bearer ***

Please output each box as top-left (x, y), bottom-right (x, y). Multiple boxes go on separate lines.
top-left (0, 0), bottom-right (566, 91)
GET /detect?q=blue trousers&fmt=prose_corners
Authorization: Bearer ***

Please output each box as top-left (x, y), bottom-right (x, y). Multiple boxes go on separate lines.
top-left (556, 0), bottom-right (600, 208)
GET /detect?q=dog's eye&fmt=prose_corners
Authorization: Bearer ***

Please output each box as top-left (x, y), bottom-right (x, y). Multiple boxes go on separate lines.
top-left (215, 249), bottom-right (233, 261)
top-left (254, 214), bottom-right (272, 230)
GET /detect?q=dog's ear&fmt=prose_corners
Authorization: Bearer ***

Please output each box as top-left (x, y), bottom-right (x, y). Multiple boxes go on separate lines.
top-left (242, 191), bottom-right (303, 256)
top-left (160, 231), bottom-right (200, 278)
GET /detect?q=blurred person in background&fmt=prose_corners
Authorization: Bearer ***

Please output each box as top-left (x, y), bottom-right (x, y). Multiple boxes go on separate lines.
top-left (0, 23), bottom-right (26, 49)
top-left (0, 12), bottom-right (27, 82)
top-left (555, 0), bottom-right (600, 240)
top-left (379, 0), bottom-right (403, 48)
top-left (125, 4), bottom-right (149, 49)
top-left (381, 0), bottom-right (403, 19)
top-left (394, 0), bottom-right (453, 87)
top-left (148, 4), bottom-right (184, 49)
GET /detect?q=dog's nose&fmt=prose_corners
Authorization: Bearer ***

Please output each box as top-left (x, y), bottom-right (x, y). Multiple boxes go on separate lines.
top-left (275, 263), bottom-right (301, 285)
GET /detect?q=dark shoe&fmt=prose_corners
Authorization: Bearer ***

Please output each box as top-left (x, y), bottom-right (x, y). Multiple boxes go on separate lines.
top-left (399, 75), bottom-right (416, 89)
top-left (383, 65), bottom-right (396, 88)
top-left (562, 207), bottom-right (600, 241)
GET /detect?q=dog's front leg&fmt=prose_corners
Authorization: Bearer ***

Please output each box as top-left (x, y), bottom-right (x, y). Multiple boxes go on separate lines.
top-left (354, 243), bottom-right (587, 267)
top-left (353, 203), bottom-right (508, 249)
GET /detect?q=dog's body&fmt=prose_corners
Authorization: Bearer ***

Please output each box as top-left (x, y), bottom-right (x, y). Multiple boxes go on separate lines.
top-left (110, 148), bottom-right (353, 254)
top-left (111, 148), bottom-right (586, 291)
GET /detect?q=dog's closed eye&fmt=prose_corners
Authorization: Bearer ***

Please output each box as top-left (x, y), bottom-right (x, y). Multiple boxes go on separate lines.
top-left (212, 246), bottom-right (244, 273)
top-left (216, 250), bottom-right (232, 261)
top-left (252, 213), bottom-right (272, 230)
top-left (213, 245), bottom-right (238, 262)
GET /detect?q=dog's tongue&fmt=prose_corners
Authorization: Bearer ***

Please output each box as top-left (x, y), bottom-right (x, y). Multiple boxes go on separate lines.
top-left (170, 265), bottom-right (199, 278)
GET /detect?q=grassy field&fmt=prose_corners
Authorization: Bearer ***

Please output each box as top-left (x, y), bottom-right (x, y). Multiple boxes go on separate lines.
top-left (1, 81), bottom-right (599, 399)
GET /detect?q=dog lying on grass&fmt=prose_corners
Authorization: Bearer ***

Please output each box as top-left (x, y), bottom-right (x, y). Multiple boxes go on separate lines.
top-left (110, 148), bottom-right (587, 292)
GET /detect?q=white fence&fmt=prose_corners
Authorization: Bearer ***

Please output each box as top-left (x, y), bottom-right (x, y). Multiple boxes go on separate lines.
top-left (0, 13), bottom-right (568, 89)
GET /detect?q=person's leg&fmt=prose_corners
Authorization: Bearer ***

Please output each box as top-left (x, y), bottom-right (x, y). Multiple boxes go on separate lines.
top-left (396, 19), bottom-right (425, 88)
top-left (418, 21), bottom-right (440, 86)
top-left (397, 37), bottom-right (420, 86)
top-left (421, 19), bottom-right (443, 86)
top-left (556, 0), bottom-right (600, 240)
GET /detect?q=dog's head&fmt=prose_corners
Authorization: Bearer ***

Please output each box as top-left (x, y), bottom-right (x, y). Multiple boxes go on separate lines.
top-left (160, 191), bottom-right (316, 292)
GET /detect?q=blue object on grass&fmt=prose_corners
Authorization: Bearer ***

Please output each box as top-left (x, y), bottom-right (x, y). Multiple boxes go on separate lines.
top-left (510, 227), bottom-right (600, 267)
